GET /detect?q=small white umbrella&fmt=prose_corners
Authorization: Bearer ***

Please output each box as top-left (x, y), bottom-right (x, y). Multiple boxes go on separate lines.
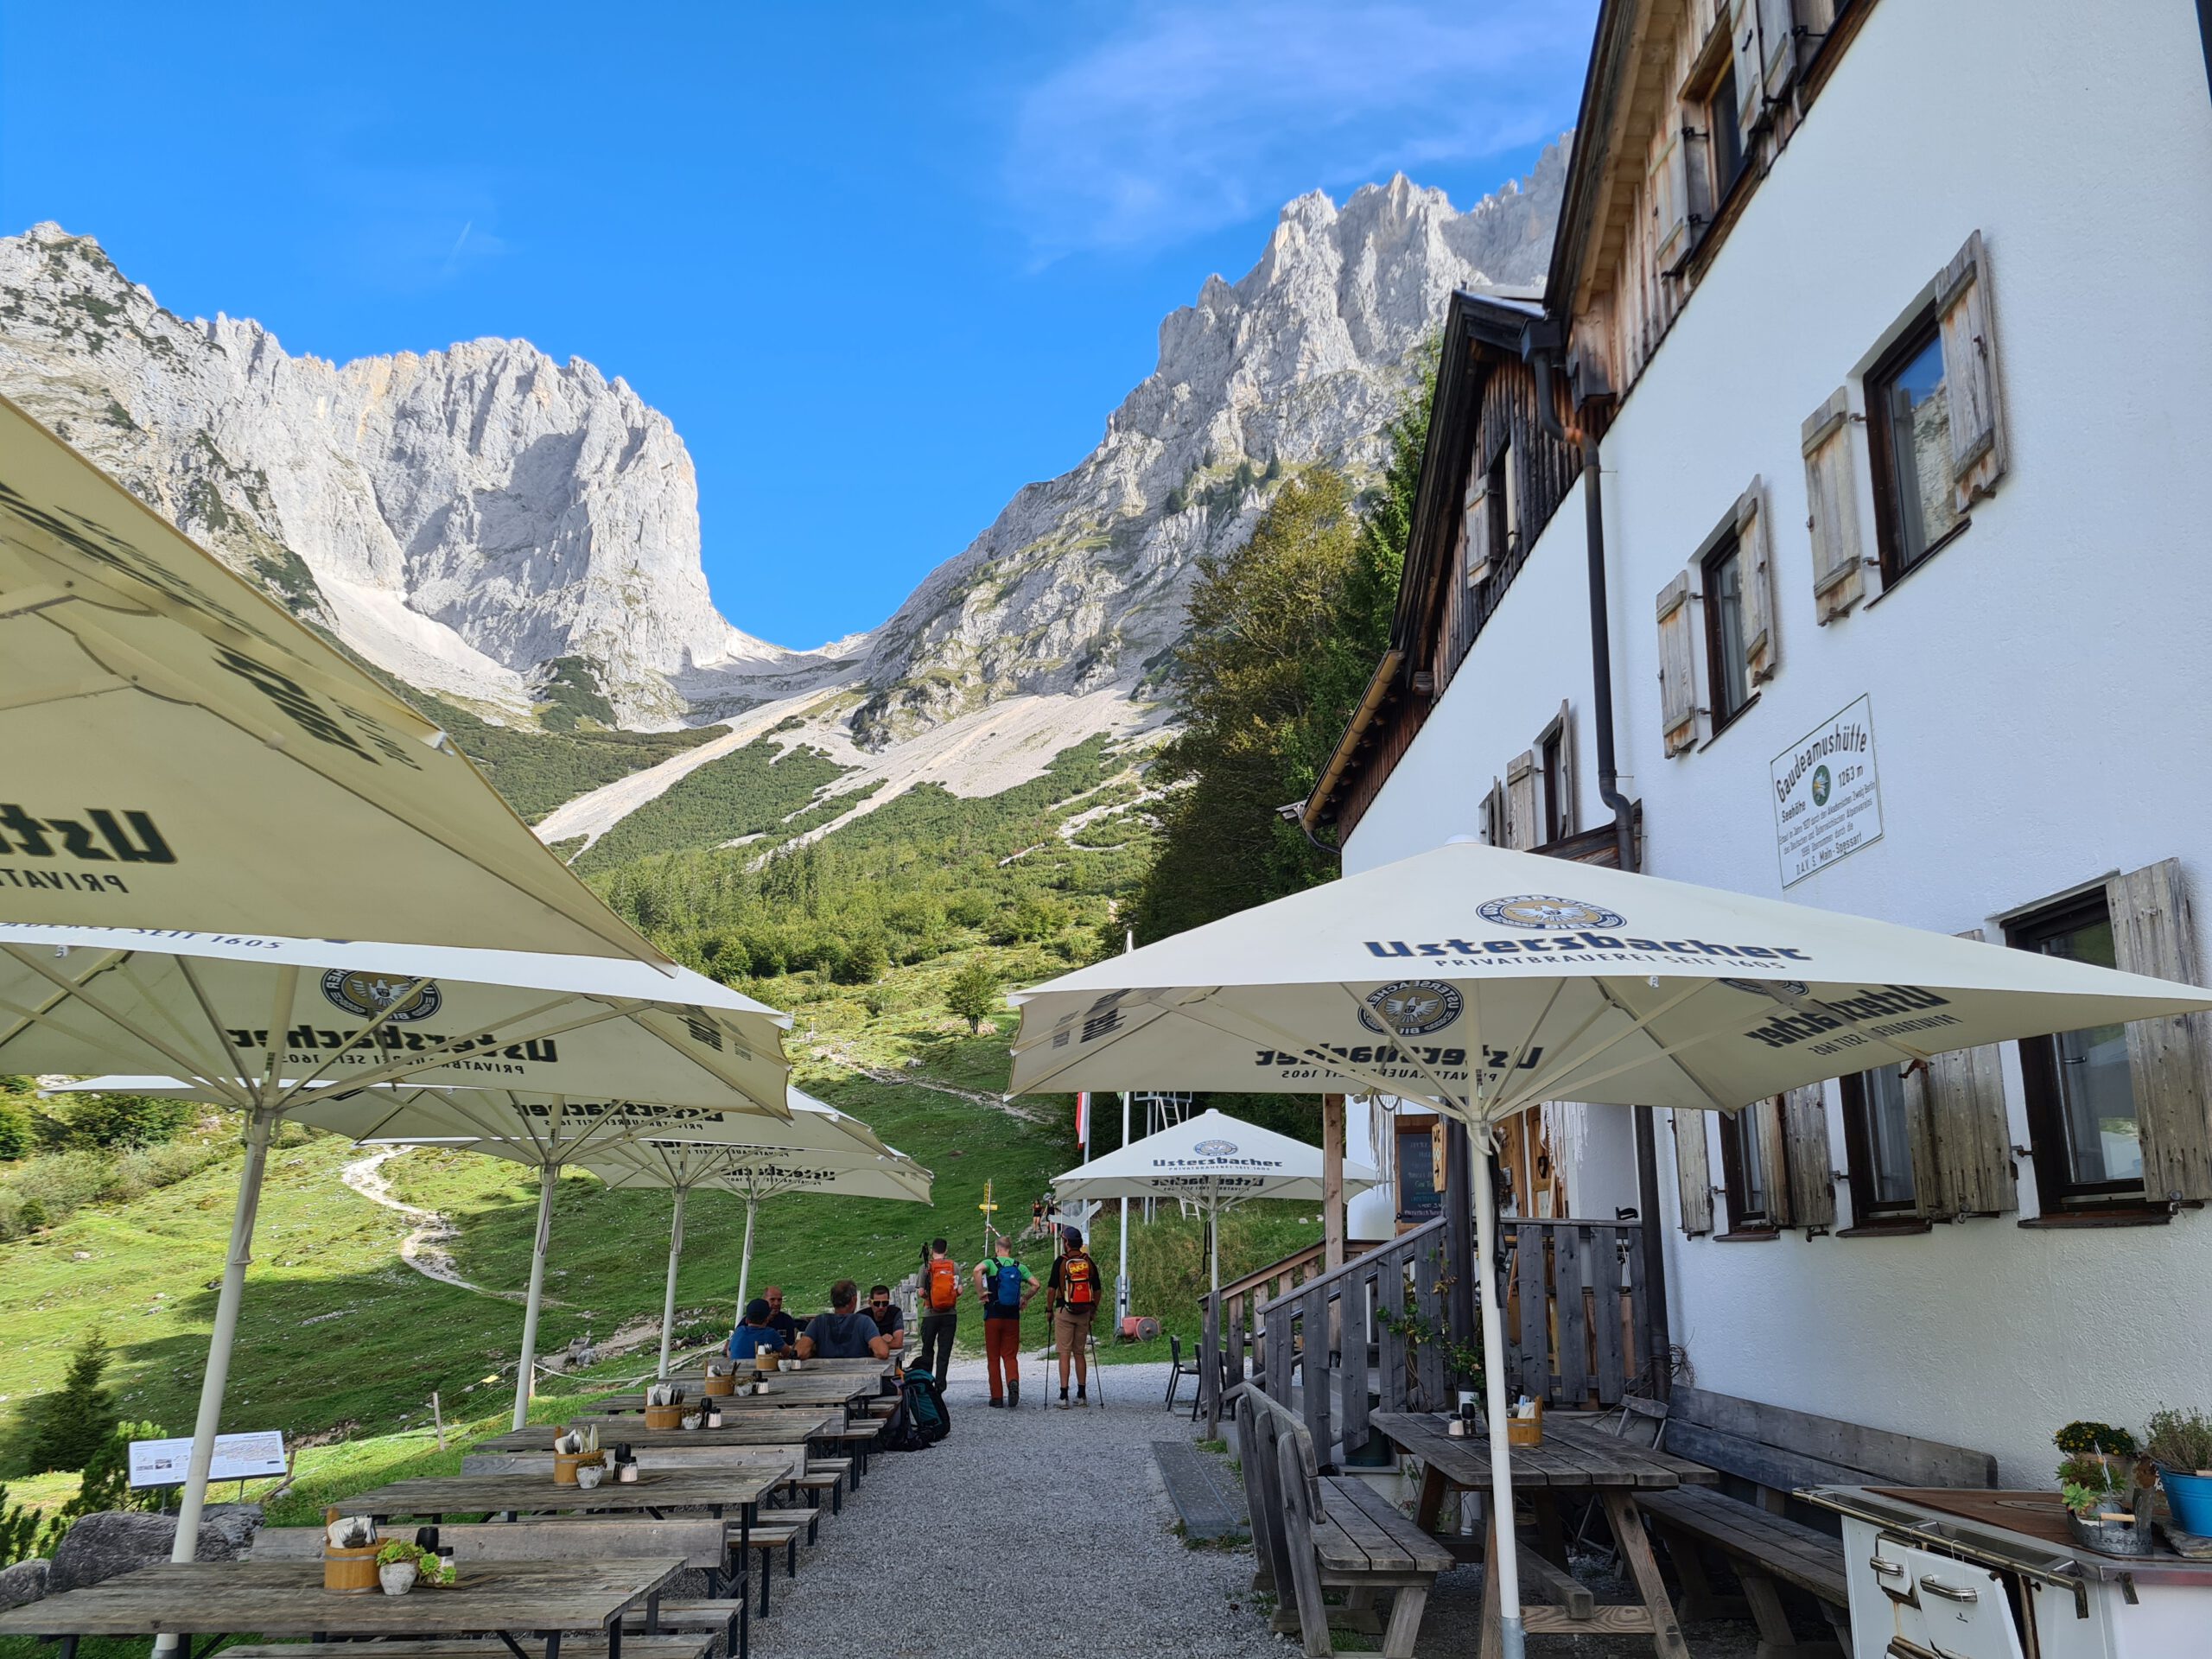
top-left (0, 393), bottom-right (668, 963)
top-left (1007, 839), bottom-right (2212, 1659)
top-left (0, 923), bottom-right (791, 1550)
top-left (578, 1102), bottom-right (933, 1376)
top-left (1051, 1108), bottom-right (1376, 1297)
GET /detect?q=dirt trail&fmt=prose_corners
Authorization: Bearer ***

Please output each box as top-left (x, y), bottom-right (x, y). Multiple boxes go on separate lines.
top-left (808, 1043), bottom-right (1047, 1123)
top-left (340, 1146), bottom-right (570, 1306)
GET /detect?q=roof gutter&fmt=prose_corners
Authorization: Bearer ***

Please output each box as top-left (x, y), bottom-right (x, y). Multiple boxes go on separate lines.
top-left (1300, 647), bottom-right (1404, 841)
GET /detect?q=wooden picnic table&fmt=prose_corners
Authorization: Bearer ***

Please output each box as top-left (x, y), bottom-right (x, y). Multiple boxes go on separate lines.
top-left (0, 1557), bottom-right (681, 1659)
top-left (1371, 1411), bottom-right (1719, 1659)
top-left (341, 1465), bottom-right (791, 1559)
top-left (475, 1414), bottom-right (842, 1452)
top-left (680, 1357), bottom-right (891, 1380)
top-left (590, 1375), bottom-right (872, 1413)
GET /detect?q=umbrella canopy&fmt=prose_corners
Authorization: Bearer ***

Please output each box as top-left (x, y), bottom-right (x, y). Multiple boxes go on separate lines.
top-left (577, 1093), bottom-right (934, 1372)
top-left (1007, 839), bottom-right (2212, 1659)
top-left (0, 922), bottom-right (794, 1548)
top-left (0, 394), bottom-right (669, 964)
top-left (1052, 1108), bottom-right (1375, 1295)
top-left (1008, 839), bottom-right (2212, 1125)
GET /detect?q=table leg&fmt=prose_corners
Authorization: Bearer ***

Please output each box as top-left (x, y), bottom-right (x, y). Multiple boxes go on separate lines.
top-left (1414, 1464), bottom-right (1447, 1532)
top-left (1599, 1490), bottom-right (1691, 1659)
top-left (741, 1498), bottom-right (755, 1561)
top-left (1478, 1509), bottom-right (1503, 1659)
top-left (1535, 1493), bottom-right (1569, 1568)
top-left (55, 1637), bottom-right (77, 1659)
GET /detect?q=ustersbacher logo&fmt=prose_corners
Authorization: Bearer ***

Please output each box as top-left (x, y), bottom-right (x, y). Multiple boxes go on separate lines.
top-left (1366, 931), bottom-right (1812, 966)
top-left (1742, 985), bottom-right (1957, 1051)
top-left (1476, 895), bottom-right (1626, 931)
top-left (1357, 980), bottom-right (1463, 1037)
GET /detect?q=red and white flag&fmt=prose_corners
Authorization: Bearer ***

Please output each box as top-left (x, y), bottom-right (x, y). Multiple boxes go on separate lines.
top-left (1074, 1090), bottom-right (1090, 1153)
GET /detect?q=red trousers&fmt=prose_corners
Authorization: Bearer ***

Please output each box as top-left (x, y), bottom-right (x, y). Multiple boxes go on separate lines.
top-left (983, 1315), bottom-right (1022, 1401)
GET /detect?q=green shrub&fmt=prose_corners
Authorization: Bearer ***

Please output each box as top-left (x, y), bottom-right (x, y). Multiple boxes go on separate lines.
top-left (65, 1420), bottom-right (167, 1518)
top-left (0, 1484), bottom-right (63, 1567)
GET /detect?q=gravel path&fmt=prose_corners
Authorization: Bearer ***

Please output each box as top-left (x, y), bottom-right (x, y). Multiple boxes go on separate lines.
top-left (748, 1358), bottom-right (1277, 1659)
top-left (747, 1357), bottom-right (1768, 1658)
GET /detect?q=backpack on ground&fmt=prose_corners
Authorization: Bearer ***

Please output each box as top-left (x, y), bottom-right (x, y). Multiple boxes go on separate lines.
top-left (901, 1366), bottom-right (951, 1444)
top-left (926, 1256), bottom-right (960, 1311)
top-left (1060, 1251), bottom-right (1098, 1310)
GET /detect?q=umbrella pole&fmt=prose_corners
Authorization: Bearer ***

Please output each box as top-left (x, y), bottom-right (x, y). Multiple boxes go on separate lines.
top-left (512, 1166), bottom-right (557, 1432)
top-left (733, 1192), bottom-right (758, 1323)
top-left (1471, 1131), bottom-right (1525, 1659)
top-left (166, 1103), bottom-right (279, 1569)
top-left (657, 1185), bottom-right (687, 1382)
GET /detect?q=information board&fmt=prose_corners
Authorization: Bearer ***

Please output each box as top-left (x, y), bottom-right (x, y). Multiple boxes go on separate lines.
top-left (1771, 695), bottom-right (1884, 887)
top-left (129, 1430), bottom-right (287, 1488)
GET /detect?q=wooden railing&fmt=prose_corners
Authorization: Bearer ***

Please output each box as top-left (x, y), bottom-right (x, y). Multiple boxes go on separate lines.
top-left (1195, 1236), bottom-right (1390, 1437)
top-left (1249, 1215), bottom-right (1654, 1464)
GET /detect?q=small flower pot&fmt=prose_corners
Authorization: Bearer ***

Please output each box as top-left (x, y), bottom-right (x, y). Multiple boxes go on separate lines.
top-left (379, 1561), bottom-right (419, 1597)
top-left (575, 1463), bottom-right (605, 1490)
top-left (680, 1414), bottom-right (702, 1431)
top-left (2161, 1468), bottom-right (2212, 1535)
top-left (2067, 1509), bottom-right (2152, 1557)
top-left (553, 1451), bottom-right (603, 1486)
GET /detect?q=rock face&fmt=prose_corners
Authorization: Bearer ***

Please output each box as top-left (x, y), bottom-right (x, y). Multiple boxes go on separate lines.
top-left (0, 143), bottom-right (1564, 786)
top-left (45, 1510), bottom-right (236, 1594)
top-left (0, 1557), bottom-right (48, 1611)
top-left (849, 149), bottom-right (1565, 746)
top-left (0, 227), bottom-right (854, 725)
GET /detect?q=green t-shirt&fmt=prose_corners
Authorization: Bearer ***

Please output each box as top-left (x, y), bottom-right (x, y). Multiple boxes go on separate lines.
top-left (979, 1256), bottom-right (1035, 1318)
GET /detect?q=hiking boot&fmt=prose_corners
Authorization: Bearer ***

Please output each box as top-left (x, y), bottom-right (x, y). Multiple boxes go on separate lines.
top-left (1007, 1382), bottom-right (1020, 1408)
top-left (1076, 1389), bottom-right (1089, 1405)
top-left (987, 1398), bottom-right (1004, 1408)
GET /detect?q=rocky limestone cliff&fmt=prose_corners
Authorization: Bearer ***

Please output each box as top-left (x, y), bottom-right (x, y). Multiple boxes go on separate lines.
top-left (845, 144), bottom-right (1565, 747)
top-left (0, 226), bottom-right (854, 725)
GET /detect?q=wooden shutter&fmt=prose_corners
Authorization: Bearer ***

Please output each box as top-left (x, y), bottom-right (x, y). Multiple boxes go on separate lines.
top-left (1505, 750), bottom-right (1538, 850)
top-left (1780, 1084), bottom-right (1834, 1230)
top-left (1735, 475), bottom-right (1778, 685)
top-left (1757, 0), bottom-right (1800, 101)
top-left (1801, 388), bottom-right (1864, 622)
top-left (2107, 859), bottom-right (2212, 1204)
top-left (1482, 777), bottom-right (1507, 847)
top-left (1553, 700), bottom-right (1578, 838)
top-left (1673, 1109), bottom-right (1713, 1236)
top-left (1936, 231), bottom-right (2008, 512)
top-left (1729, 0), bottom-right (1769, 133)
top-left (1649, 126), bottom-right (1690, 270)
top-left (1756, 1097), bottom-right (1791, 1227)
top-left (1655, 571), bottom-right (1698, 756)
top-left (1464, 470), bottom-right (1492, 587)
top-left (1908, 1045), bottom-right (2015, 1216)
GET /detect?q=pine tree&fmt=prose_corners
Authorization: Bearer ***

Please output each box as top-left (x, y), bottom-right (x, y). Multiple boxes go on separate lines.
top-left (27, 1329), bottom-right (118, 1475)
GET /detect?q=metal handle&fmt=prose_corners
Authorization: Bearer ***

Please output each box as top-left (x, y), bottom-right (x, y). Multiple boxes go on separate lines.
top-left (1919, 1575), bottom-right (1980, 1604)
top-left (1869, 1556), bottom-right (1906, 1577)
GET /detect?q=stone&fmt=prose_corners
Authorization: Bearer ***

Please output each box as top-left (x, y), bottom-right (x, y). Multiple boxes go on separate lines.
top-left (200, 1502), bottom-right (264, 1551)
top-left (0, 1558), bottom-right (48, 1611)
top-left (46, 1510), bottom-right (236, 1595)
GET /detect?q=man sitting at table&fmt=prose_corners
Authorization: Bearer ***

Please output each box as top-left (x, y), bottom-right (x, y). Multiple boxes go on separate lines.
top-left (727, 1297), bottom-right (790, 1362)
top-left (759, 1285), bottom-right (800, 1346)
top-left (863, 1284), bottom-right (907, 1354)
top-left (796, 1278), bottom-right (893, 1361)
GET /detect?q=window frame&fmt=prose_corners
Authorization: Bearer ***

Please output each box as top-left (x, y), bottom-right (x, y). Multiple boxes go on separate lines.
top-left (1538, 721), bottom-right (1568, 845)
top-left (1394, 1112), bottom-right (1443, 1227)
top-left (1865, 306), bottom-right (1969, 586)
top-left (1716, 1102), bottom-right (1779, 1236)
top-left (1839, 1065), bottom-right (1918, 1222)
top-left (1699, 529), bottom-right (1752, 734)
top-left (2008, 890), bottom-right (2149, 1211)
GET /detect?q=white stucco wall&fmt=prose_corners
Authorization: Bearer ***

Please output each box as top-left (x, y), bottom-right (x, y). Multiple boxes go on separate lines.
top-left (1342, 0), bottom-right (2212, 1484)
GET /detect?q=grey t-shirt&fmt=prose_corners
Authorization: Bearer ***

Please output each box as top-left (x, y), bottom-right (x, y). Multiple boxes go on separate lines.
top-left (803, 1310), bottom-right (882, 1357)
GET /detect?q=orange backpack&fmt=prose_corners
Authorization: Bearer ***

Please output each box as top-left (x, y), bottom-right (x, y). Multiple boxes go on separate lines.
top-left (1060, 1252), bottom-right (1098, 1308)
top-left (926, 1256), bottom-right (960, 1311)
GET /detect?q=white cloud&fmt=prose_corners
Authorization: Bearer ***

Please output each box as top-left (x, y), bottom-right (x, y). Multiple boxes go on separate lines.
top-left (1007, 0), bottom-right (1592, 261)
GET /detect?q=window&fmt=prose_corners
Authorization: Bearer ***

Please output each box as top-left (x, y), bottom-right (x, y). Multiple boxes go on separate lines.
top-left (1538, 710), bottom-right (1573, 844)
top-left (1485, 445), bottom-right (1517, 568)
top-left (1867, 312), bottom-right (1964, 581)
top-left (1840, 1065), bottom-right (1917, 1218)
top-left (1707, 61), bottom-right (1746, 204)
top-left (2011, 893), bottom-right (2145, 1208)
top-left (1700, 531), bottom-right (1751, 728)
top-left (1717, 1103), bottom-right (1777, 1233)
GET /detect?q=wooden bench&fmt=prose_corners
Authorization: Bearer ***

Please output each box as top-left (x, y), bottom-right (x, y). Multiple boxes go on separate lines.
top-left (1230, 1386), bottom-right (1448, 1658)
top-left (256, 1520), bottom-right (749, 1658)
top-left (1638, 1385), bottom-right (1998, 1659)
top-left (219, 1641), bottom-right (710, 1659)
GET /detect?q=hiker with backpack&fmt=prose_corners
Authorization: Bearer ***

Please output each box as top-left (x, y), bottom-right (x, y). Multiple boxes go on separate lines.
top-left (1047, 1224), bottom-right (1103, 1408)
top-left (916, 1237), bottom-right (962, 1381)
top-left (972, 1234), bottom-right (1037, 1408)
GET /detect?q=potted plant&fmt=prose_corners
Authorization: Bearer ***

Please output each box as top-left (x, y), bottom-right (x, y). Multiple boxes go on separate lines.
top-left (2055, 1424), bottom-right (2152, 1557)
top-left (2145, 1407), bottom-right (2212, 1536)
top-left (552, 1425), bottom-right (603, 1485)
top-left (377, 1541), bottom-right (423, 1596)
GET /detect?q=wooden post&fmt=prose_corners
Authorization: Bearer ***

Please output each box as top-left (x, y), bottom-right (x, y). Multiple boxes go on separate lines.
top-left (1322, 1094), bottom-right (1347, 1270)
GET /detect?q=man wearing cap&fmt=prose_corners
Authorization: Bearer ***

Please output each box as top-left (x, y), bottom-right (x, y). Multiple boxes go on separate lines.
top-left (727, 1298), bottom-right (789, 1363)
top-left (1046, 1225), bottom-right (1103, 1408)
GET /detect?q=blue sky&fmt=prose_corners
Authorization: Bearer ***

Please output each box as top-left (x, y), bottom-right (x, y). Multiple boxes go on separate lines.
top-left (0, 2), bottom-right (1595, 648)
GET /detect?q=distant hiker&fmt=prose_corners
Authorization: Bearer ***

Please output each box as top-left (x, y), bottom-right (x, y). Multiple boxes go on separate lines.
top-left (972, 1236), bottom-right (1036, 1408)
top-left (727, 1298), bottom-right (789, 1362)
top-left (917, 1238), bottom-right (962, 1379)
top-left (865, 1283), bottom-right (907, 1353)
top-left (798, 1279), bottom-right (892, 1361)
top-left (1048, 1224), bottom-right (1103, 1407)
top-left (759, 1286), bottom-right (800, 1345)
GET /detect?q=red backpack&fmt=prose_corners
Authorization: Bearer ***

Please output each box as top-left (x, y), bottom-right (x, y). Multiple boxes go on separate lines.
top-left (926, 1256), bottom-right (960, 1311)
top-left (1060, 1251), bottom-right (1098, 1309)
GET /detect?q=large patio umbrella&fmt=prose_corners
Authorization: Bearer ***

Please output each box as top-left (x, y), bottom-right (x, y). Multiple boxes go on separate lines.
top-left (577, 1099), bottom-right (933, 1376)
top-left (1005, 838), bottom-right (2212, 1659)
top-left (1051, 1108), bottom-right (1376, 1297)
top-left (0, 393), bottom-right (668, 964)
top-left (0, 921), bottom-right (791, 1557)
